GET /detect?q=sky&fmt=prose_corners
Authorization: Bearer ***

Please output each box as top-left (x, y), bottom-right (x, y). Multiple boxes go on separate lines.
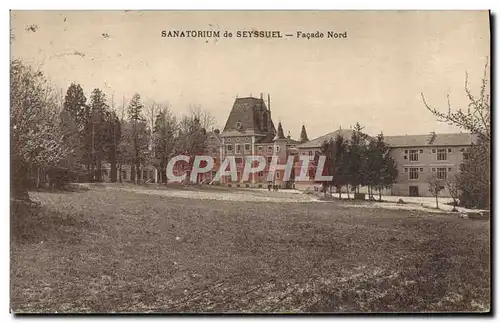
top-left (10, 10), bottom-right (490, 139)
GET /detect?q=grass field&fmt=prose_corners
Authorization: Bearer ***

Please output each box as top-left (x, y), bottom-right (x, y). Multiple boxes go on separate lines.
top-left (10, 186), bottom-right (490, 313)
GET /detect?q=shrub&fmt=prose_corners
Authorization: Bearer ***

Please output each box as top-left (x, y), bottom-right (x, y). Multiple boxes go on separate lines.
top-left (354, 193), bottom-right (366, 200)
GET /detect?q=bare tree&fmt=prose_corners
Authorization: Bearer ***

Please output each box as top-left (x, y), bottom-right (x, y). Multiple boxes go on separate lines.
top-left (144, 100), bottom-right (161, 182)
top-left (422, 58), bottom-right (490, 210)
top-left (428, 175), bottom-right (444, 209)
top-left (421, 59), bottom-right (490, 144)
top-left (446, 174), bottom-right (460, 212)
top-left (189, 104), bottom-right (216, 130)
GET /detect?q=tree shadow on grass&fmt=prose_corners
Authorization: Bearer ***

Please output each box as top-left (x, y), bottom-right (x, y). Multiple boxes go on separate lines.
top-left (11, 201), bottom-right (94, 245)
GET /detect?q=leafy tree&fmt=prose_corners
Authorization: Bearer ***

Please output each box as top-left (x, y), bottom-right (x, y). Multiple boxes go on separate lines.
top-left (315, 140), bottom-right (335, 198)
top-left (365, 133), bottom-right (398, 201)
top-left (153, 106), bottom-right (178, 183)
top-left (458, 139), bottom-right (490, 209)
top-left (378, 153), bottom-right (398, 201)
top-left (61, 83), bottom-right (90, 180)
top-left (127, 94), bottom-right (149, 184)
top-left (331, 134), bottom-right (349, 199)
top-left (63, 83), bottom-right (87, 131)
top-left (10, 60), bottom-right (71, 198)
top-left (106, 110), bottom-right (121, 182)
top-left (299, 125), bottom-right (309, 143)
top-left (87, 88), bottom-right (111, 181)
top-left (346, 122), bottom-right (368, 194)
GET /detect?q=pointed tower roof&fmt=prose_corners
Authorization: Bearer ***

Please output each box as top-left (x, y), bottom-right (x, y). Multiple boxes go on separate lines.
top-left (299, 124), bottom-right (309, 143)
top-left (274, 122), bottom-right (286, 140)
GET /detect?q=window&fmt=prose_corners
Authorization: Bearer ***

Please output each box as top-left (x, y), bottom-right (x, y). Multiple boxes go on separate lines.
top-left (404, 150), bottom-right (408, 154)
top-left (235, 144), bottom-right (241, 154)
top-left (404, 155), bottom-right (408, 160)
top-left (437, 168), bottom-right (447, 180)
top-left (432, 168), bottom-right (436, 172)
top-left (258, 171), bottom-right (264, 177)
top-left (404, 168), bottom-right (408, 172)
top-left (432, 148), bottom-right (436, 153)
top-left (257, 146), bottom-right (263, 151)
top-left (409, 168), bottom-right (419, 180)
top-left (409, 149), bottom-right (419, 162)
top-left (267, 157), bottom-right (273, 164)
top-left (463, 152), bottom-right (469, 160)
top-left (245, 137), bottom-right (250, 141)
top-left (460, 148), bottom-right (465, 152)
top-left (122, 170), bottom-right (127, 180)
top-left (267, 146), bottom-right (273, 153)
top-left (244, 143), bottom-right (251, 152)
top-left (236, 138), bottom-right (240, 142)
top-left (447, 148), bottom-right (452, 153)
top-left (419, 149), bottom-right (424, 153)
top-left (276, 172), bottom-right (280, 179)
top-left (437, 148), bottom-right (447, 160)
top-left (308, 151), bottom-right (313, 156)
top-left (226, 144), bottom-right (233, 152)
top-left (235, 157), bottom-right (243, 164)
top-left (419, 168), bottom-right (424, 172)
top-left (236, 121), bottom-right (242, 130)
top-left (226, 138), bottom-right (231, 143)
top-left (276, 146), bottom-right (280, 153)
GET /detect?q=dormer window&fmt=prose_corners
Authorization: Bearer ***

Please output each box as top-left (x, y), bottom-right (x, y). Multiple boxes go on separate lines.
top-left (236, 121), bottom-right (242, 130)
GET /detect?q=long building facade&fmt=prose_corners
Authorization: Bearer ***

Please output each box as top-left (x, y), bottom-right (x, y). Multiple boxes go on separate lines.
top-left (103, 94), bottom-right (476, 197)
top-left (209, 94), bottom-right (476, 197)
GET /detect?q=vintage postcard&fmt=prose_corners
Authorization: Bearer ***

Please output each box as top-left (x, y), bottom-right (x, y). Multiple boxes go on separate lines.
top-left (10, 10), bottom-right (491, 313)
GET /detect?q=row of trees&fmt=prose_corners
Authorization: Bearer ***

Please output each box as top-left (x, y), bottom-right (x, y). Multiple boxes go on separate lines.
top-left (11, 60), bottom-right (215, 199)
top-left (315, 123), bottom-right (398, 200)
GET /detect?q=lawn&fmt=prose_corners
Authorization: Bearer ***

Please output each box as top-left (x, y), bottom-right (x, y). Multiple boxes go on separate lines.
top-left (10, 186), bottom-right (490, 313)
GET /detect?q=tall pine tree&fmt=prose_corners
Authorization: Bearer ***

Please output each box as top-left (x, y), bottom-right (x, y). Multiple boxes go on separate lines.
top-left (127, 93), bottom-right (148, 184)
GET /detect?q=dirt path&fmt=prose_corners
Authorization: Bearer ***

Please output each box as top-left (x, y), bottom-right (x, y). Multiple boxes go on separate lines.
top-left (101, 185), bottom-right (319, 203)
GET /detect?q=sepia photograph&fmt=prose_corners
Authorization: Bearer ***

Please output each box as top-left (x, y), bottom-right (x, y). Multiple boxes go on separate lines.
top-left (9, 10), bottom-right (491, 314)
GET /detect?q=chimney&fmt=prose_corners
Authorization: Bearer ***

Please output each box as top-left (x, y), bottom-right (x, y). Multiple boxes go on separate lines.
top-left (427, 131), bottom-right (436, 144)
top-left (268, 94), bottom-right (271, 112)
top-left (260, 93), bottom-right (263, 100)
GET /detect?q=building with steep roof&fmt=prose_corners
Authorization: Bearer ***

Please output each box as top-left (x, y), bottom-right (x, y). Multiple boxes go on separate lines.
top-left (215, 94), bottom-right (303, 187)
